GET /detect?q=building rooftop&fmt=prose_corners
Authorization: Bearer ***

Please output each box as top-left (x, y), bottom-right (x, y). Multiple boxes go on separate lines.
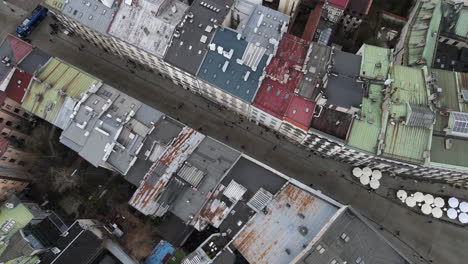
top-left (358, 44), bottom-right (391, 80)
top-left (238, 5), bottom-right (290, 56)
top-left (295, 208), bottom-right (410, 264)
top-left (108, 0), bottom-right (188, 59)
top-left (346, 0), bottom-right (373, 17)
top-left (232, 183), bottom-right (341, 264)
top-left (302, 3), bottom-right (323, 42)
top-left (440, 2), bottom-right (468, 42)
top-left (381, 65), bottom-right (432, 164)
top-left (17, 48), bottom-right (51, 75)
top-left (169, 137), bottom-right (240, 223)
top-left (164, 0), bottom-right (235, 75)
top-left (4, 69), bottom-right (32, 104)
top-left (327, 0), bottom-right (349, 10)
top-left (124, 116), bottom-right (183, 186)
top-left (402, 0), bottom-right (442, 66)
top-left (58, 0), bottom-right (118, 34)
top-left (0, 34), bottom-right (32, 86)
top-left (284, 96), bottom-right (316, 130)
top-left (197, 28), bottom-right (268, 102)
top-left (129, 127), bottom-right (205, 215)
top-left (253, 34), bottom-right (309, 120)
top-left (347, 84), bottom-right (384, 153)
top-left (22, 58), bottom-right (100, 127)
top-left (297, 43), bottom-right (331, 100)
top-left (311, 107), bottom-right (352, 140)
top-left (0, 199), bottom-right (34, 257)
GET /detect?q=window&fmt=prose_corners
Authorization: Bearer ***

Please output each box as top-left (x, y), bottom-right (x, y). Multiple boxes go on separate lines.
top-left (4, 104), bottom-right (11, 110)
top-left (22, 112), bottom-right (29, 118)
top-left (8, 158), bottom-right (16, 163)
top-left (18, 160), bottom-right (26, 166)
top-left (13, 108), bottom-right (19, 113)
top-left (5, 121), bottom-right (12, 127)
top-left (0, 157), bottom-right (6, 161)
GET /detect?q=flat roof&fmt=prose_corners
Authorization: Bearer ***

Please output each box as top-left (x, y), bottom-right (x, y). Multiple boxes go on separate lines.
top-left (169, 137), bottom-right (240, 223)
top-left (298, 43), bottom-right (331, 100)
top-left (239, 5), bottom-right (290, 56)
top-left (284, 96), bottom-right (316, 130)
top-left (22, 58), bottom-right (100, 126)
top-left (430, 135), bottom-right (468, 169)
top-left (233, 183), bottom-right (340, 264)
top-left (164, 0), bottom-right (234, 75)
top-left (197, 28), bottom-right (268, 103)
top-left (18, 48), bottom-right (51, 76)
top-left (295, 208), bottom-right (410, 264)
top-left (358, 44), bottom-right (391, 80)
top-left (4, 69), bottom-right (32, 104)
top-left (311, 108), bottom-right (352, 140)
top-left (253, 34), bottom-right (309, 119)
top-left (0, 201), bottom-right (34, 257)
top-left (108, 0), bottom-right (188, 59)
top-left (346, 0), bottom-right (372, 16)
top-left (60, 0), bottom-right (118, 34)
top-left (327, 0), bottom-right (349, 10)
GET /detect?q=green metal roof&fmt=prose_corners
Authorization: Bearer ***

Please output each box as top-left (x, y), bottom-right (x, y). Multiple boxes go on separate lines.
top-left (43, 0), bottom-right (65, 11)
top-left (406, 0), bottom-right (442, 66)
top-left (5, 256), bottom-right (40, 264)
top-left (359, 45), bottom-right (391, 80)
top-left (430, 69), bottom-right (459, 111)
top-left (0, 204), bottom-right (34, 257)
top-left (22, 58), bottom-right (99, 124)
top-left (381, 66), bottom-right (432, 164)
top-left (430, 135), bottom-right (468, 169)
top-left (455, 8), bottom-right (468, 38)
top-left (347, 84), bottom-right (384, 153)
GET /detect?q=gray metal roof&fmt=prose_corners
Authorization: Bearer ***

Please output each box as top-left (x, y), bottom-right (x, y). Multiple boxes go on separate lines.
top-left (61, 0), bottom-right (118, 34)
top-left (164, 0), bottom-right (235, 75)
top-left (232, 183), bottom-right (340, 264)
top-left (239, 5), bottom-right (290, 56)
top-left (296, 208), bottom-right (410, 264)
top-left (170, 137), bottom-right (240, 223)
top-left (108, 0), bottom-right (188, 59)
top-left (298, 43), bottom-right (332, 99)
top-left (197, 28), bottom-right (268, 103)
top-left (17, 48), bottom-right (51, 75)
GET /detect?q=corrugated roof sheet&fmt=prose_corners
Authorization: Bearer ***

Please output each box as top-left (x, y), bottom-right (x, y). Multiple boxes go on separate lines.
top-left (381, 66), bottom-right (432, 164)
top-left (406, 0), bottom-right (442, 66)
top-left (347, 84), bottom-right (384, 153)
top-left (233, 184), bottom-right (340, 264)
top-left (454, 8), bottom-right (468, 38)
top-left (21, 58), bottom-right (100, 125)
top-left (0, 203), bottom-right (34, 257)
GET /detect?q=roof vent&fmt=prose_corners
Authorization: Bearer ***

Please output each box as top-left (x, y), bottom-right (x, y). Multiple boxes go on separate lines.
top-left (461, 90), bottom-right (468, 102)
top-left (298, 225), bottom-right (309, 236)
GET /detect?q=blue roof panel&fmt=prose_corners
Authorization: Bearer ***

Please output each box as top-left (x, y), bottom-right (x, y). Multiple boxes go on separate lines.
top-left (197, 28), bottom-right (268, 103)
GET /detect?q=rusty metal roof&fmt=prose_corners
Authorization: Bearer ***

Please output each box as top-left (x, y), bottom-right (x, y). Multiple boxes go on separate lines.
top-left (232, 183), bottom-right (340, 264)
top-left (129, 127), bottom-right (205, 215)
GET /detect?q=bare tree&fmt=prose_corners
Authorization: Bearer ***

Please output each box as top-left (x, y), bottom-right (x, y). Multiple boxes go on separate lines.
top-left (49, 167), bottom-right (80, 193)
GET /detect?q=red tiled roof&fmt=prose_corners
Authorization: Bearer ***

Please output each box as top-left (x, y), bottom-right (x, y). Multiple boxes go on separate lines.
top-left (328, 0), bottom-right (349, 10)
top-left (7, 34), bottom-right (33, 63)
top-left (253, 34), bottom-right (310, 119)
top-left (284, 95), bottom-right (316, 131)
top-left (5, 69), bottom-right (32, 104)
top-left (302, 3), bottom-right (323, 41)
top-left (0, 136), bottom-right (9, 158)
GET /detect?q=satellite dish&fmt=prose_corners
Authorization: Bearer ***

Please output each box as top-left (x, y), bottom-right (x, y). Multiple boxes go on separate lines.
top-left (459, 202), bottom-right (468, 213)
top-left (371, 170), bottom-right (382, 180)
top-left (352, 167), bottom-right (362, 178)
top-left (414, 192), bottom-right (424, 203)
top-left (369, 179), bottom-right (380, 190)
top-left (424, 194), bottom-right (434, 205)
top-left (421, 203), bottom-right (432, 215)
top-left (362, 167), bottom-right (372, 177)
top-left (360, 175), bottom-right (370, 185)
top-left (397, 190), bottom-right (407, 201)
top-left (433, 197), bottom-right (445, 208)
top-left (458, 213), bottom-right (468, 224)
top-left (447, 208), bottom-right (458, 219)
top-left (431, 207), bottom-right (443, 218)
top-left (405, 197), bottom-right (416, 207)
top-left (448, 197), bottom-right (460, 208)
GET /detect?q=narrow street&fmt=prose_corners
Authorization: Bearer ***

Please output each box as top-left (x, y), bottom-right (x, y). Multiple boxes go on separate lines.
top-left (1, 2), bottom-right (467, 263)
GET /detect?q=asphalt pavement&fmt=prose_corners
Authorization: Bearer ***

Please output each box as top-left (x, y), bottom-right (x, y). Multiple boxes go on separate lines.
top-left (1, 3), bottom-right (467, 263)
